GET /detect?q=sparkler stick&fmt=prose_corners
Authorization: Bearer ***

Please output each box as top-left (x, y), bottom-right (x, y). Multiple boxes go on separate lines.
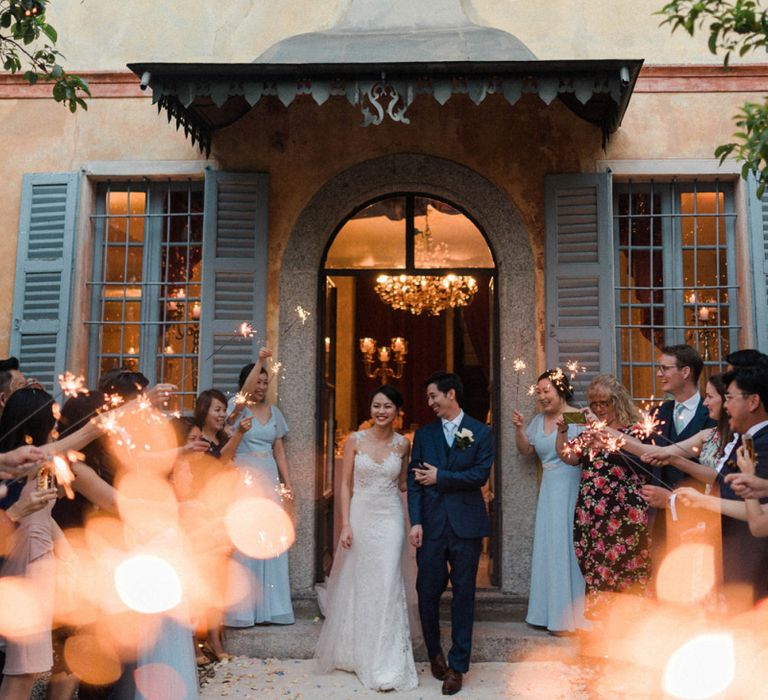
top-left (513, 359), bottom-right (526, 404)
top-left (281, 305), bottom-right (311, 336)
top-left (204, 322), bottom-right (257, 361)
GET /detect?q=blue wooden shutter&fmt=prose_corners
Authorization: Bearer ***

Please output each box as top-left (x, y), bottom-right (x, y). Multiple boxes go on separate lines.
top-left (545, 173), bottom-right (615, 398)
top-left (199, 171), bottom-right (269, 395)
top-left (748, 177), bottom-right (768, 351)
top-left (10, 173), bottom-right (79, 390)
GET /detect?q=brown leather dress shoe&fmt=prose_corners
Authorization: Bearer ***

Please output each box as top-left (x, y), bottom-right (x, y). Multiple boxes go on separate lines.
top-left (430, 652), bottom-right (448, 681)
top-left (442, 668), bottom-right (463, 695)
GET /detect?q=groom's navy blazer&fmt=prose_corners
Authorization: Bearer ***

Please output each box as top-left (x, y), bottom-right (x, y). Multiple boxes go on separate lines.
top-left (407, 414), bottom-right (494, 541)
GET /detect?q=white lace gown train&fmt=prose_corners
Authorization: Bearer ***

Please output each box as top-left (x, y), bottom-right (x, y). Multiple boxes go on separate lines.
top-left (314, 433), bottom-right (418, 691)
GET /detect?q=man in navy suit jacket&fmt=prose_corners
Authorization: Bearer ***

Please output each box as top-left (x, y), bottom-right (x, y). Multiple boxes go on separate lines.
top-left (408, 372), bottom-right (493, 695)
top-left (715, 366), bottom-right (768, 602)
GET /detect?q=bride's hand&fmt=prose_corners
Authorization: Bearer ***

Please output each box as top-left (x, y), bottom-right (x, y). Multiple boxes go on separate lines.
top-left (340, 524), bottom-right (353, 549)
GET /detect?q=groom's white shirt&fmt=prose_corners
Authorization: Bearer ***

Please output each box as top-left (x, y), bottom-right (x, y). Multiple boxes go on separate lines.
top-left (441, 410), bottom-right (464, 446)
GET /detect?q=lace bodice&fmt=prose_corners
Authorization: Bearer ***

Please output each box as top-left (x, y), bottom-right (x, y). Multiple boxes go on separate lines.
top-left (352, 431), bottom-right (408, 496)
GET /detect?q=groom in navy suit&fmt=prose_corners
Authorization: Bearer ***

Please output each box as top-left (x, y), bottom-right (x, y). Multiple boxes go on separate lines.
top-left (407, 372), bottom-right (494, 695)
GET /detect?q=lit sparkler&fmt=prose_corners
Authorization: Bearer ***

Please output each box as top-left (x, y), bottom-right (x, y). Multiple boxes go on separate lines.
top-left (513, 358), bottom-right (527, 403)
top-left (296, 306), bottom-right (310, 324)
top-left (527, 384), bottom-right (537, 397)
top-left (204, 322), bottom-right (260, 361)
top-left (565, 359), bottom-right (586, 380)
top-left (51, 452), bottom-right (79, 499)
top-left (270, 361), bottom-right (284, 379)
top-left (59, 372), bottom-right (90, 398)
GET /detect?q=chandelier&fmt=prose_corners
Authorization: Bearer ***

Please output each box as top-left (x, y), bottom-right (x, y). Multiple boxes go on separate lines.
top-left (374, 273), bottom-right (478, 316)
top-left (373, 205), bottom-right (478, 316)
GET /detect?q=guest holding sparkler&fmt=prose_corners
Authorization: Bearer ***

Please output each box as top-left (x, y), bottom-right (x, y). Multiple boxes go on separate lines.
top-left (676, 366), bottom-right (768, 602)
top-left (555, 375), bottom-right (650, 616)
top-left (225, 348), bottom-right (295, 626)
top-left (513, 369), bottom-right (588, 633)
top-left (0, 388), bottom-right (65, 700)
top-left (640, 373), bottom-right (731, 489)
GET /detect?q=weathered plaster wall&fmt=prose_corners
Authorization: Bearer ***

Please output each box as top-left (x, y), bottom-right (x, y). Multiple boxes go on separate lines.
top-left (46, 0), bottom-right (731, 68)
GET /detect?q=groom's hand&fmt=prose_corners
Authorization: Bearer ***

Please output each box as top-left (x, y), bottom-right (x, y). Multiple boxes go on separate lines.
top-left (409, 525), bottom-right (423, 548)
top-left (413, 462), bottom-right (438, 486)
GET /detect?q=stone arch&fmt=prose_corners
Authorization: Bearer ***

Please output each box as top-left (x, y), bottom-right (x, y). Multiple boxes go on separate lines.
top-left (279, 153), bottom-right (536, 595)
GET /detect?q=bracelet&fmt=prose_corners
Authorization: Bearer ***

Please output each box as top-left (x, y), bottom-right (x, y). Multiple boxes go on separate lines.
top-left (558, 428), bottom-right (568, 435)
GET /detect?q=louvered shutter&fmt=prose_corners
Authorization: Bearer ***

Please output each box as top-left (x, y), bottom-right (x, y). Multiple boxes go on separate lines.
top-left (198, 171), bottom-right (269, 395)
top-left (545, 173), bottom-right (615, 398)
top-left (748, 176), bottom-right (768, 351)
top-left (10, 173), bottom-right (79, 390)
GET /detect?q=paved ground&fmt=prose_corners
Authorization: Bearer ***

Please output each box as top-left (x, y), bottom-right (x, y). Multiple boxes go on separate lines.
top-left (199, 658), bottom-right (596, 699)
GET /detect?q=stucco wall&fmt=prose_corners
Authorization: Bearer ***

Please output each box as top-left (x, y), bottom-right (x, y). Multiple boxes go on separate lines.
top-left (45, 0), bottom-right (733, 68)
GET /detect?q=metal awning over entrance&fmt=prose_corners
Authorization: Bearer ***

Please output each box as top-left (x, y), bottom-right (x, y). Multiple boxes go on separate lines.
top-left (128, 59), bottom-right (643, 156)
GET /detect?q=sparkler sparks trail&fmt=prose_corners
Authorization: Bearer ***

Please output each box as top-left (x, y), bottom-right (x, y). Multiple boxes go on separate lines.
top-left (270, 361), bottom-right (284, 379)
top-left (204, 322), bottom-right (260, 361)
top-left (513, 358), bottom-right (527, 403)
top-left (295, 306), bottom-right (310, 324)
top-left (565, 359), bottom-right (586, 379)
top-left (51, 452), bottom-right (79, 499)
top-left (527, 384), bottom-right (537, 397)
top-left (59, 372), bottom-right (90, 398)
top-left (632, 408), bottom-right (664, 442)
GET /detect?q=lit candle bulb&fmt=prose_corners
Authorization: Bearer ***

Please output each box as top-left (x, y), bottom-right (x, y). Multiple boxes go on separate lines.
top-left (391, 337), bottom-right (407, 355)
top-left (699, 307), bottom-right (710, 322)
top-left (359, 337), bottom-right (376, 355)
top-left (192, 302), bottom-right (201, 320)
top-left (378, 346), bottom-right (391, 363)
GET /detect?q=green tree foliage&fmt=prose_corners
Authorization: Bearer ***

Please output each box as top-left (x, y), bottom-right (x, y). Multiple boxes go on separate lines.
top-left (0, 0), bottom-right (89, 112)
top-left (659, 1), bottom-right (768, 195)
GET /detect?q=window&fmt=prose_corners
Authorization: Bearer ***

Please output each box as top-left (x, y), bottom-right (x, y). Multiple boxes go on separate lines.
top-left (615, 181), bottom-right (738, 400)
top-left (324, 194), bottom-right (493, 270)
top-left (89, 180), bottom-right (204, 411)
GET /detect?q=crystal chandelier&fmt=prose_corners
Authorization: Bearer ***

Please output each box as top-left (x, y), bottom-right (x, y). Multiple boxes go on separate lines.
top-left (374, 273), bottom-right (478, 316)
top-left (373, 206), bottom-right (478, 316)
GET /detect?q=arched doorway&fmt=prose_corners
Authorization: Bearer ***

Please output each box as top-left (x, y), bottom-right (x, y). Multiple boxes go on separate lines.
top-left (278, 154), bottom-right (536, 597)
top-left (317, 193), bottom-right (499, 588)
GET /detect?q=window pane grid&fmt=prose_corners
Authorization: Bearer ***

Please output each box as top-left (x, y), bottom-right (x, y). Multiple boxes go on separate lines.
top-left (91, 180), bottom-right (203, 413)
top-left (615, 180), bottom-right (738, 401)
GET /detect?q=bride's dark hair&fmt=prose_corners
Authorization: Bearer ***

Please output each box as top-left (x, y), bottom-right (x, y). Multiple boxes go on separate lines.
top-left (370, 384), bottom-right (403, 409)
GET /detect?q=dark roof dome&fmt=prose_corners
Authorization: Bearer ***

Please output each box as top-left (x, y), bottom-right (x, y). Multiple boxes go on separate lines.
top-left (254, 0), bottom-right (537, 63)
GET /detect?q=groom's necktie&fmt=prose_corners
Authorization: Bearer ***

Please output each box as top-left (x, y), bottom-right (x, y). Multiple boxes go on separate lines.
top-left (674, 403), bottom-right (687, 435)
top-left (444, 421), bottom-right (457, 447)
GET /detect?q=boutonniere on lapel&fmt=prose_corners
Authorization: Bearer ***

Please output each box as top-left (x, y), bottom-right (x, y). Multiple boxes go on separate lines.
top-left (454, 428), bottom-right (474, 450)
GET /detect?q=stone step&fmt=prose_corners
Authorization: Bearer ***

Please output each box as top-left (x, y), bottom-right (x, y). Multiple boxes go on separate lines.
top-left (224, 620), bottom-right (578, 663)
top-left (292, 590), bottom-right (529, 622)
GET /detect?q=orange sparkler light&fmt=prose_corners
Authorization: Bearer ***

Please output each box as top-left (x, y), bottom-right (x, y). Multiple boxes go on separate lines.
top-left (59, 372), bottom-right (89, 398)
top-left (52, 402), bottom-right (61, 421)
top-left (527, 384), bottom-right (537, 397)
top-left (234, 391), bottom-right (248, 407)
top-left (104, 393), bottom-right (124, 409)
top-left (632, 408), bottom-right (663, 441)
top-left (52, 452), bottom-right (78, 499)
top-left (239, 322), bottom-right (255, 338)
top-left (225, 496), bottom-right (295, 559)
top-left (565, 359), bottom-right (586, 378)
top-left (114, 554), bottom-right (183, 614)
top-left (270, 361), bottom-right (284, 378)
top-left (662, 633), bottom-right (735, 699)
top-left (513, 358), bottom-right (527, 373)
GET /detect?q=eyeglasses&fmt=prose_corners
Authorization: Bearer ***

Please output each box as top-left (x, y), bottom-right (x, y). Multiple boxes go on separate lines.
top-left (724, 392), bottom-right (754, 402)
top-left (657, 364), bottom-right (680, 375)
top-left (589, 400), bottom-right (613, 411)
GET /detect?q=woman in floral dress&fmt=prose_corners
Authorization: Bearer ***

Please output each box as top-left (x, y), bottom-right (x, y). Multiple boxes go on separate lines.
top-left (556, 374), bottom-right (647, 616)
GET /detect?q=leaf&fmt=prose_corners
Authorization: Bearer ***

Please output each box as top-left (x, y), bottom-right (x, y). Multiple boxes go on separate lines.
top-left (40, 22), bottom-right (56, 43)
top-left (23, 70), bottom-right (37, 85)
top-left (50, 63), bottom-right (62, 78)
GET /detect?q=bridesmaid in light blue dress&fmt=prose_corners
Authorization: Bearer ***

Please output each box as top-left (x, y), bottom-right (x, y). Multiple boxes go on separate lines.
top-left (512, 369), bottom-right (588, 633)
top-left (225, 352), bottom-right (295, 626)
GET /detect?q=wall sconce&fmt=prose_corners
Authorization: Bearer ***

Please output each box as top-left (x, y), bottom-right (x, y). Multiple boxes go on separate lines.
top-left (165, 288), bottom-right (201, 354)
top-left (359, 336), bottom-right (408, 384)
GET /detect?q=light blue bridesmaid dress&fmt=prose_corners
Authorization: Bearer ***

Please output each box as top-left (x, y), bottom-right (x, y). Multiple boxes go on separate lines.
top-left (524, 413), bottom-right (588, 632)
top-left (225, 399), bottom-right (295, 626)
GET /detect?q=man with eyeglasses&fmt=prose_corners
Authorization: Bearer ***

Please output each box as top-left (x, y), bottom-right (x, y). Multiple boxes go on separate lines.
top-left (705, 367), bottom-right (768, 601)
top-left (640, 345), bottom-right (715, 566)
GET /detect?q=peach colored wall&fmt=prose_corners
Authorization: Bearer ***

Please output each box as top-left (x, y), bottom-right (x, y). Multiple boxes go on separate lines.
top-left (44, 0), bottom-right (736, 69)
top-left (0, 84), bottom-right (762, 357)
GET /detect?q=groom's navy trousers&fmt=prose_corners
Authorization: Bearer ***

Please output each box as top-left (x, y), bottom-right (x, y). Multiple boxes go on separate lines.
top-left (408, 415), bottom-right (494, 674)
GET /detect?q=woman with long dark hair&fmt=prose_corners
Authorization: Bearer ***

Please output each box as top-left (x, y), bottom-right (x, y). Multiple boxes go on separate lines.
top-left (0, 388), bottom-right (59, 700)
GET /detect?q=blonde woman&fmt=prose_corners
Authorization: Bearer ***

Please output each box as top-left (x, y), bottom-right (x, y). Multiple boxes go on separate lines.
top-left (556, 375), bottom-right (648, 616)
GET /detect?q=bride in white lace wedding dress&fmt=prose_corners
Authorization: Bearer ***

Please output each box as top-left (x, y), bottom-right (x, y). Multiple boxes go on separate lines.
top-left (314, 386), bottom-right (418, 691)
